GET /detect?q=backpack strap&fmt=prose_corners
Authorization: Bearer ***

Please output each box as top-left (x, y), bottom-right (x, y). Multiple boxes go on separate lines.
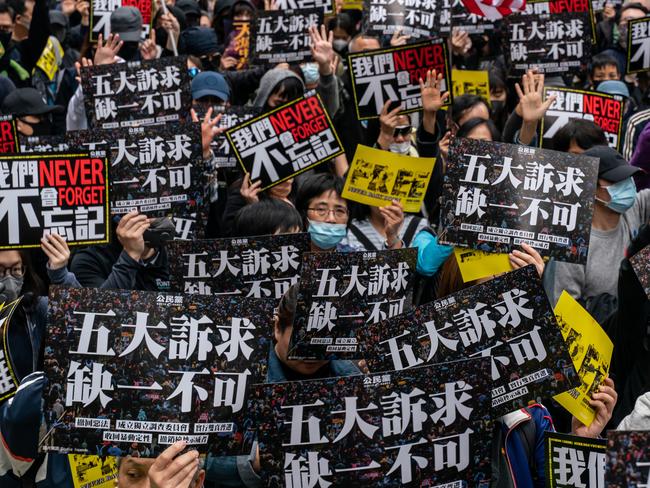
top-left (347, 223), bottom-right (378, 251)
top-left (516, 407), bottom-right (537, 474)
top-left (402, 217), bottom-right (422, 248)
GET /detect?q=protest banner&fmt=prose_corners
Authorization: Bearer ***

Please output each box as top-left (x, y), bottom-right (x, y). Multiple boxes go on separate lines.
top-left (541, 87), bottom-right (623, 150)
top-left (348, 40), bottom-right (450, 120)
top-left (454, 248), bottom-right (512, 282)
top-left (451, 69), bottom-right (491, 101)
top-left (17, 134), bottom-right (69, 153)
top-left (90, 0), bottom-right (153, 42)
top-left (505, 0), bottom-right (594, 76)
top-left (0, 115), bottom-right (18, 153)
top-left (0, 152), bottom-right (110, 249)
top-left (627, 16), bottom-right (650, 74)
top-left (210, 107), bottom-right (260, 168)
top-left (630, 244), bottom-right (650, 299)
top-left (42, 286), bottom-right (275, 456)
top-left (224, 21), bottom-right (251, 70)
top-left (605, 431), bottom-right (650, 486)
top-left (450, 0), bottom-right (495, 34)
top-left (342, 0), bottom-right (364, 8)
top-left (250, 9), bottom-right (323, 65)
top-left (68, 455), bottom-right (118, 488)
top-left (166, 233), bottom-right (311, 299)
top-left (275, 0), bottom-right (332, 13)
top-left (67, 123), bottom-right (206, 240)
top-left (342, 144), bottom-right (434, 212)
top-left (288, 248), bottom-right (417, 360)
top-left (0, 298), bottom-right (23, 403)
top-left (545, 432), bottom-right (606, 488)
top-left (552, 292), bottom-right (613, 426)
top-left (227, 94), bottom-right (343, 190)
top-left (251, 358), bottom-right (493, 487)
top-left (35, 37), bottom-right (64, 81)
top-left (81, 56), bottom-right (191, 129)
top-left (359, 265), bottom-right (578, 416)
top-left (362, 0), bottom-right (445, 39)
top-left (440, 138), bottom-right (599, 264)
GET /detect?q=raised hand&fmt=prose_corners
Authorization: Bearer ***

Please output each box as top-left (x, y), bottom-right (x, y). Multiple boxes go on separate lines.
top-left (515, 70), bottom-right (556, 123)
top-left (191, 107), bottom-right (224, 159)
top-left (41, 233), bottom-right (71, 270)
top-left (419, 69), bottom-right (449, 114)
top-left (309, 24), bottom-right (334, 76)
top-left (94, 33), bottom-right (122, 65)
top-left (390, 28), bottom-right (411, 47)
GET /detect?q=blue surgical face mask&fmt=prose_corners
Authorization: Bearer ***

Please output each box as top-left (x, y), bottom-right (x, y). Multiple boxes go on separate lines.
top-left (598, 177), bottom-right (637, 213)
top-left (301, 63), bottom-right (320, 85)
top-left (308, 219), bottom-right (347, 250)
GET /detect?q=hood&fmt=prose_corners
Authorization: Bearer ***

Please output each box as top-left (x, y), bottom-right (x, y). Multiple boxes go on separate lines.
top-left (252, 69), bottom-right (304, 109)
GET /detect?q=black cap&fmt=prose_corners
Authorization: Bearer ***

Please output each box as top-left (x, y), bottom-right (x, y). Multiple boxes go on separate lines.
top-left (49, 10), bottom-right (69, 29)
top-left (176, 0), bottom-right (202, 17)
top-left (179, 26), bottom-right (219, 56)
top-left (584, 145), bottom-right (640, 183)
top-left (1, 88), bottom-right (64, 116)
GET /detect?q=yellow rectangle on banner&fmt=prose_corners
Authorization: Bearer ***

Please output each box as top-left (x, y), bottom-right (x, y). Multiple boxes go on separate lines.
top-left (451, 69), bottom-right (490, 103)
top-left (454, 248), bottom-right (511, 282)
top-left (342, 144), bottom-right (434, 213)
top-left (69, 454), bottom-right (118, 488)
top-left (552, 291), bottom-right (613, 427)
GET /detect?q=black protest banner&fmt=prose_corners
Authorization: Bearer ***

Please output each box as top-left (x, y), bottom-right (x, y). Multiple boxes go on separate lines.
top-left (541, 87), bottom-right (623, 150)
top-left (450, 0), bottom-right (496, 35)
top-left (90, 0), bottom-right (153, 42)
top-left (67, 123), bottom-right (206, 240)
top-left (0, 152), bottom-right (109, 249)
top-left (210, 107), bottom-right (260, 168)
top-left (630, 244), bottom-right (650, 299)
top-left (360, 265), bottom-right (578, 417)
top-left (440, 138), bottom-right (599, 264)
top-left (166, 233), bottom-right (311, 299)
top-left (606, 431), bottom-right (650, 486)
top-left (275, 0), bottom-right (332, 13)
top-left (226, 94), bottom-right (343, 190)
top-left (0, 297), bottom-right (24, 403)
top-left (42, 286), bottom-right (275, 456)
top-left (348, 40), bottom-right (450, 120)
top-left (251, 358), bottom-right (493, 487)
top-left (17, 134), bottom-right (70, 153)
top-left (288, 248), bottom-right (417, 360)
top-left (0, 116), bottom-right (18, 153)
top-left (627, 17), bottom-right (650, 74)
top-left (362, 0), bottom-right (445, 39)
top-left (81, 56), bottom-right (191, 129)
top-left (505, 0), bottom-right (594, 76)
top-left (250, 9), bottom-right (323, 65)
top-left (545, 432), bottom-right (606, 488)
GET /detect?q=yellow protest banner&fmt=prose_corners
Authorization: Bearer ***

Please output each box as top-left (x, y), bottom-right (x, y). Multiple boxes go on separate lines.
top-left (35, 36), bottom-right (64, 81)
top-left (454, 248), bottom-right (511, 282)
top-left (342, 144), bottom-right (434, 213)
top-left (451, 69), bottom-right (490, 103)
top-left (553, 292), bottom-right (613, 427)
top-left (68, 454), bottom-right (118, 488)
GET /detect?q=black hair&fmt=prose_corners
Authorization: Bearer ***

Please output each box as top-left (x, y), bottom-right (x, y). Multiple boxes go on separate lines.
top-left (6, 0), bottom-right (23, 17)
top-left (327, 12), bottom-right (357, 37)
top-left (231, 198), bottom-right (303, 237)
top-left (488, 67), bottom-right (507, 93)
top-left (349, 32), bottom-right (380, 51)
top-left (0, 3), bottom-right (15, 20)
top-left (295, 172), bottom-right (345, 225)
top-left (551, 119), bottom-right (607, 152)
top-left (265, 76), bottom-right (305, 110)
top-left (456, 117), bottom-right (501, 141)
top-left (450, 94), bottom-right (490, 127)
top-left (231, 1), bottom-right (254, 18)
top-left (590, 53), bottom-right (620, 77)
top-left (276, 283), bottom-right (298, 333)
top-left (619, 2), bottom-right (649, 20)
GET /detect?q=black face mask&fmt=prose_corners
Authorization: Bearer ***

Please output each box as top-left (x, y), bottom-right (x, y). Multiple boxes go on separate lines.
top-left (0, 31), bottom-right (11, 55)
top-left (119, 42), bottom-right (140, 61)
top-left (491, 100), bottom-right (506, 121)
top-left (23, 119), bottom-right (52, 136)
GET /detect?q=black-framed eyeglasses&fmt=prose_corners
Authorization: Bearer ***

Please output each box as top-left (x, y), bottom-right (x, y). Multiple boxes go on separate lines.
top-left (0, 265), bottom-right (25, 279)
top-left (308, 206), bottom-right (349, 219)
top-left (394, 126), bottom-right (412, 137)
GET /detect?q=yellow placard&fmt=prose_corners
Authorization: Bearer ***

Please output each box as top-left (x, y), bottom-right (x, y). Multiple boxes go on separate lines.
top-left (552, 291), bottom-right (613, 427)
top-left (69, 454), bottom-right (118, 488)
top-left (342, 144), bottom-right (434, 213)
top-left (454, 248), bottom-right (511, 282)
top-left (451, 69), bottom-right (490, 103)
top-left (340, 0), bottom-right (363, 9)
top-left (35, 36), bottom-right (64, 81)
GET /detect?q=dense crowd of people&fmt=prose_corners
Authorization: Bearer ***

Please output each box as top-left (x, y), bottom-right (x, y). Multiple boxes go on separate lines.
top-left (0, 0), bottom-right (649, 486)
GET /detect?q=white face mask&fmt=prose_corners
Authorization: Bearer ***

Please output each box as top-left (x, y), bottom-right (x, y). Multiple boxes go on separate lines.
top-left (389, 141), bottom-right (411, 154)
